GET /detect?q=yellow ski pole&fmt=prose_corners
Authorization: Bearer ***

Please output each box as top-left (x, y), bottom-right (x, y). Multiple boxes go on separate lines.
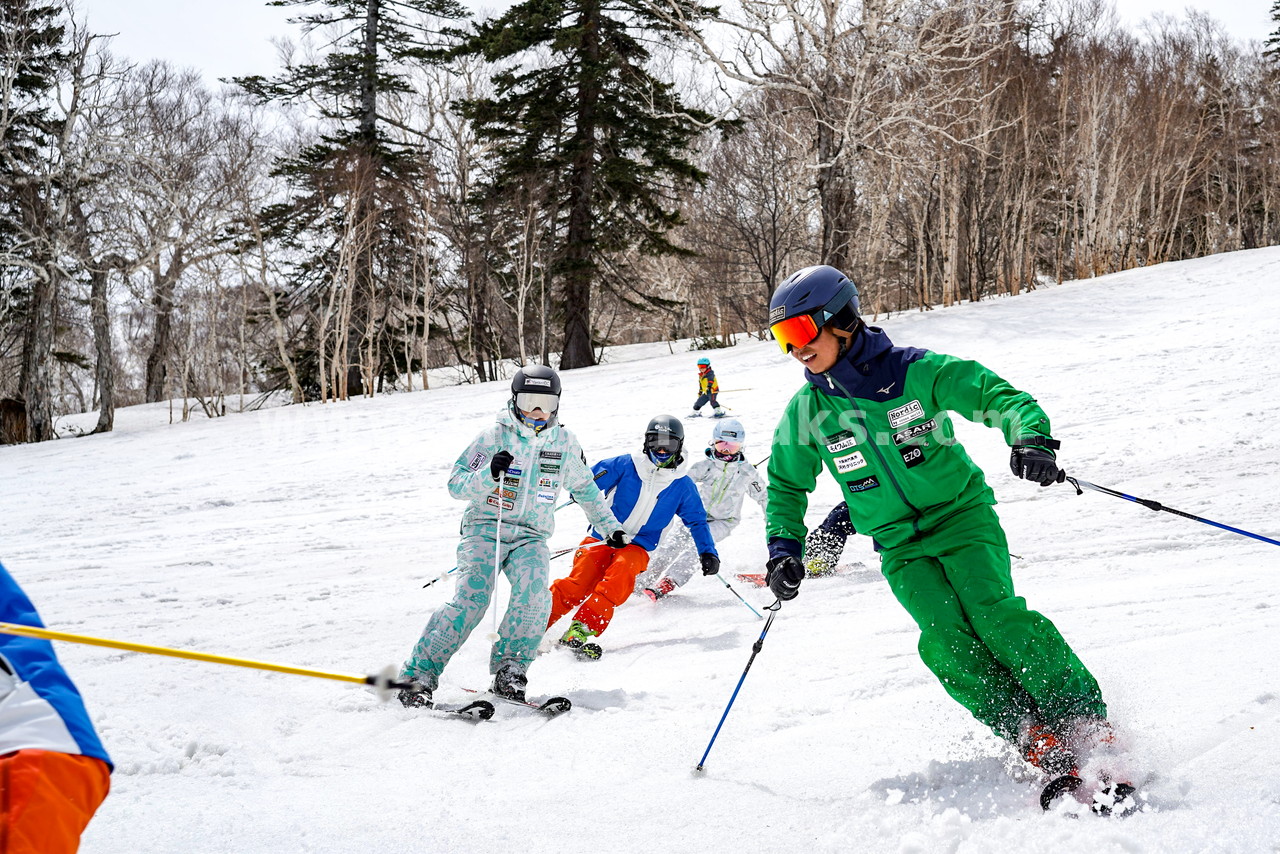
top-left (0, 622), bottom-right (412, 699)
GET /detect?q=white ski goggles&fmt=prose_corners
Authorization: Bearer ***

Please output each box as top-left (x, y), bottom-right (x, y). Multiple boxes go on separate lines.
top-left (515, 391), bottom-right (559, 415)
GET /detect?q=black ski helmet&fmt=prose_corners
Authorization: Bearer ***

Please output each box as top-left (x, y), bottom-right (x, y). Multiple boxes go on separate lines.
top-left (643, 414), bottom-right (685, 467)
top-left (510, 364), bottom-right (562, 428)
top-left (768, 265), bottom-right (861, 352)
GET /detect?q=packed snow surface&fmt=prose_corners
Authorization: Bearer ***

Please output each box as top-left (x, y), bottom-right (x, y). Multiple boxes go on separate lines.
top-left (5, 248), bottom-right (1280, 853)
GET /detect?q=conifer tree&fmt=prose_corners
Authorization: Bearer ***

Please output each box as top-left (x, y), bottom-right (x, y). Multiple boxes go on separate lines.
top-left (234, 0), bottom-right (464, 399)
top-left (1266, 1), bottom-right (1280, 66)
top-left (0, 0), bottom-right (67, 440)
top-left (454, 0), bottom-right (716, 369)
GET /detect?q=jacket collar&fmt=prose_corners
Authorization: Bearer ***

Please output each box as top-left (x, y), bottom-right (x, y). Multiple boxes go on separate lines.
top-left (630, 450), bottom-right (687, 480)
top-left (804, 326), bottom-right (895, 398)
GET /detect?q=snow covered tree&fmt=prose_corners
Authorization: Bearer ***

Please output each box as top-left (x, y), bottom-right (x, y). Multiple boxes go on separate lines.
top-left (234, 0), bottom-right (465, 400)
top-left (452, 0), bottom-right (717, 369)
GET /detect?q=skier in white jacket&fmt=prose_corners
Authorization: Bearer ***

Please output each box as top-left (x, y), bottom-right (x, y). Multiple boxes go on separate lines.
top-left (639, 418), bottom-right (767, 599)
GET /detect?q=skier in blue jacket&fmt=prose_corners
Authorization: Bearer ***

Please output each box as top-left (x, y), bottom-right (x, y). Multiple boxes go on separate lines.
top-left (548, 415), bottom-right (719, 658)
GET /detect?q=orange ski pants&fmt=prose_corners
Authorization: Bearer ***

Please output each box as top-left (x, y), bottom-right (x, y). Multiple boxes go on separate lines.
top-left (0, 749), bottom-right (111, 854)
top-left (547, 537), bottom-right (651, 635)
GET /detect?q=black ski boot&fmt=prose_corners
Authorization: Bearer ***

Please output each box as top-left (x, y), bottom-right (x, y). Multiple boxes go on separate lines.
top-left (397, 678), bottom-right (433, 709)
top-left (492, 666), bottom-right (528, 703)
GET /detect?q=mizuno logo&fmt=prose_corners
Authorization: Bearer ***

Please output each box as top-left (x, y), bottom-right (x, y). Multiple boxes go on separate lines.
top-left (877, 383), bottom-right (896, 395)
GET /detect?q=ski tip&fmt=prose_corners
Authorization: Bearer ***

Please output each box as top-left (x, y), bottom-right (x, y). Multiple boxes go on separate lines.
top-left (457, 700), bottom-right (496, 721)
top-left (538, 696), bottom-right (572, 715)
top-left (1040, 774), bottom-right (1084, 811)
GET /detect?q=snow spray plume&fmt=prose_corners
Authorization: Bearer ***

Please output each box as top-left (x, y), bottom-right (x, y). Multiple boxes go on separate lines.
top-left (694, 599), bottom-right (782, 773)
top-left (1066, 476), bottom-right (1280, 548)
top-left (0, 622), bottom-right (414, 700)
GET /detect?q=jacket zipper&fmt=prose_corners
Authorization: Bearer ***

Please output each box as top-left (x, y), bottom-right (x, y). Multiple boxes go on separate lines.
top-left (823, 370), bottom-right (923, 538)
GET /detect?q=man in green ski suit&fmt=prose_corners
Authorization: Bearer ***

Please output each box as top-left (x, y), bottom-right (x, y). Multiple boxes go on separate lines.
top-left (763, 265), bottom-right (1114, 781)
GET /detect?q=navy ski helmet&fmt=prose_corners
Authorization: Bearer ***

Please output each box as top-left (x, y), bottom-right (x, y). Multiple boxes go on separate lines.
top-left (511, 364), bottom-right (561, 430)
top-left (768, 265), bottom-right (861, 353)
top-left (643, 415), bottom-right (685, 468)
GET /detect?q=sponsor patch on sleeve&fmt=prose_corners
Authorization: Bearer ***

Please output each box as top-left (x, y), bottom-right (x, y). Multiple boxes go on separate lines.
top-left (833, 451), bottom-right (868, 473)
top-left (887, 400), bottom-right (926, 429)
top-left (845, 475), bottom-right (880, 494)
top-left (468, 451), bottom-right (488, 471)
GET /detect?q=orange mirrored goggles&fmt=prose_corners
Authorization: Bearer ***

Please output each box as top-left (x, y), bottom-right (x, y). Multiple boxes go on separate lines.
top-left (770, 313), bottom-right (821, 353)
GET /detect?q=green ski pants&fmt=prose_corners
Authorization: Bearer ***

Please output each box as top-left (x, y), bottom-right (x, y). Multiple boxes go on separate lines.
top-left (879, 503), bottom-right (1106, 742)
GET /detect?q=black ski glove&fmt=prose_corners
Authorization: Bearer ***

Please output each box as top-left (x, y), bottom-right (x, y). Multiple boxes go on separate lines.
top-left (765, 555), bottom-right (805, 601)
top-left (1010, 445), bottom-right (1065, 486)
top-left (605, 530), bottom-right (629, 549)
top-left (490, 450), bottom-right (514, 480)
top-left (700, 553), bottom-right (720, 576)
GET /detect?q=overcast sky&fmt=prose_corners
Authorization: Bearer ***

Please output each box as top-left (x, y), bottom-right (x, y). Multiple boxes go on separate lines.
top-left (84, 0), bottom-right (1275, 85)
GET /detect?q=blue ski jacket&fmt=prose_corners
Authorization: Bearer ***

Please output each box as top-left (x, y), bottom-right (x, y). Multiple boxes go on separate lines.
top-left (588, 453), bottom-right (718, 555)
top-left (0, 562), bottom-right (112, 768)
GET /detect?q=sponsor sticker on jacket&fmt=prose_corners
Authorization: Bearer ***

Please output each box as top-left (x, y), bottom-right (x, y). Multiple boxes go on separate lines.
top-left (537, 490), bottom-right (556, 504)
top-left (468, 451), bottom-right (487, 471)
top-left (538, 476), bottom-right (558, 489)
top-left (825, 430), bottom-right (858, 454)
top-left (846, 475), bottom-right (880, 493)
top-left (892, 419), bottom-right (937, 446)
top-left (900, 446), bottom-right (926, 468)
top-left (887, 400), bottom-right (926, 428)
top-left (539, 450), bottom-right (562, 460)
top-left (486, 494), bottom-right (515, 511)
top-left (834, 451), bottom-right (868, 473)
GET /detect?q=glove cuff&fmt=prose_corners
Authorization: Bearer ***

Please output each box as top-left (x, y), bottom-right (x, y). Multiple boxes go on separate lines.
top-left (1013, 436), bottom-right (1060, 452)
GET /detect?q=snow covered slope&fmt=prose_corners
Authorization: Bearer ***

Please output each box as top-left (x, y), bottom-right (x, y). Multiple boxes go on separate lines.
top-left (4, 247), bottom-right (1280, 853)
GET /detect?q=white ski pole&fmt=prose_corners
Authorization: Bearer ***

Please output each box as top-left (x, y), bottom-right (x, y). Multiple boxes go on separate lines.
top-left (488, 477), bottom-right (505, 641)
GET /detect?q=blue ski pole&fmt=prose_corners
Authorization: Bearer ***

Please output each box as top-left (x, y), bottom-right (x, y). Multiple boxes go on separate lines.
top-left (695, 599), bottom-right (781, 772)
top-left (1067, 476), bottom-right (1280, 547)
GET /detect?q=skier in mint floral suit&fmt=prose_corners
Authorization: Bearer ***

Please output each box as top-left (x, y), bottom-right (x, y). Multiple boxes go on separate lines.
top-left (398, 366), bottom-right (624, 707)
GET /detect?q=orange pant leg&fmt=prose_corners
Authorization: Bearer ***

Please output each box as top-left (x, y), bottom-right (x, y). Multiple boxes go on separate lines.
top-left (547, 537), bottom-right (612, 627)
top-left (1, 749), bottom-right (111, 854)
top-left (571, 544), bottom-right (651, 635)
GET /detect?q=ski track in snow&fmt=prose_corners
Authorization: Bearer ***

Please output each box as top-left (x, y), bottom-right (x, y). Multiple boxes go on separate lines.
top-left (3, 247), bottom-right (1280, 852)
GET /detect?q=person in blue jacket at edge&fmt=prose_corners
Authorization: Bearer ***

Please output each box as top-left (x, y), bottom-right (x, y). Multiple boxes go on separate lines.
top-left (0, 561), bottom-right (112, 853)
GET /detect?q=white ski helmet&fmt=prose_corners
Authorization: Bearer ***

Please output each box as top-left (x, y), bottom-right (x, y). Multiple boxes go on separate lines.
top-left (711, 417), bottom-right (745, 446)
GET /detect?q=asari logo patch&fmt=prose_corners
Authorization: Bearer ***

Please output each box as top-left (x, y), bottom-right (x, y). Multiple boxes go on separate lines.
top-left (846, 475), bottom-right (880, 493)
top-left (834, 451), bottom-right (868, 473)
top-left (887, 399), bottom-right (925, 429)
top-left (900, 446), bottom-right (925, 468)
top-left (892, 419), bottom-right (937, 446)
top-left (539, 450), bottom-right (562, 460)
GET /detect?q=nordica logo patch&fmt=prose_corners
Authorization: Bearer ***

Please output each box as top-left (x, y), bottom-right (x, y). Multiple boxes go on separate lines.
top-left (834, 451), bottom-right (868, 473)
top-left (892, 419), bottom-right (937, 446)
top-left (523, 377), bottom-right (553, 388)
top-left (887, 399), bottom-right (926, 429)
top-left (769, 305), bottom-right (786, 324)
top-left (846, 475), bottom-right (880, 493)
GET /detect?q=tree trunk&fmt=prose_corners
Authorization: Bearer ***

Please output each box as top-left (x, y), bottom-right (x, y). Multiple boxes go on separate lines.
top-left (559, 0), bottom-right (601, 371)
top-left (18, 267), bottom-right (58, 442)
top-left (90, 265), bottom-right (115, 434)
top-left (145, 258), bottom-right (182, 402)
